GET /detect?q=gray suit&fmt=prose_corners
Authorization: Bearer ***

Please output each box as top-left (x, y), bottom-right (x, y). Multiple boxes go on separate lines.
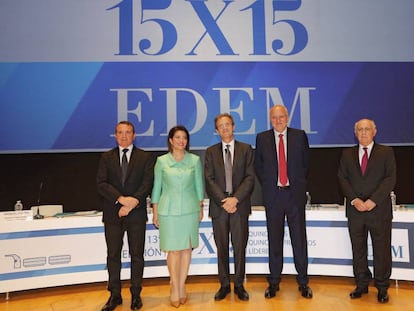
top-left (204, 141), bottom-right (255, 287)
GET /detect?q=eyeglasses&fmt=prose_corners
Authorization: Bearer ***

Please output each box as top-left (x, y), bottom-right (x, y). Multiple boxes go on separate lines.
top-left (216, 122), bottom-right (232, 130)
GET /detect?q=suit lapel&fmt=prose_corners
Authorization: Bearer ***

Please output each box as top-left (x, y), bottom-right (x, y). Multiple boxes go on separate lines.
top-left (215, 143), bottom-right (225, 169)
top-left (124, 147), bottom-right (138, 181)
top-left (233, 141), bottom-right (239, 170)
top-left (212, 143), bottom-right (227, 189)
top-left (111, 148), bottom-right (123, 182)
top-left (286, 128), bottom-right (291, 163)
top-left (269, 129), bottom-right (277, 156)
top-left (364, 143), bottom-right (377, 175)
top-left (352, 146), bottom-right (361, 174)
top-left (268, 130), bottom-right (278, 172)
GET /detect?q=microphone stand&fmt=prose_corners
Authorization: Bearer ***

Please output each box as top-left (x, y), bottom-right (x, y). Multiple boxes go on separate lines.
top-left (34, 206), bottom-right (44, 219)
top-left (34, 182), bottom-right (44, 219)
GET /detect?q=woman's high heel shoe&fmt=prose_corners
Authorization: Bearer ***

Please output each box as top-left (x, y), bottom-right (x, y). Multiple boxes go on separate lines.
top-left (170, 299), bottom-right (180, 308)
top-left (179, 296), bottom-right (187, 305)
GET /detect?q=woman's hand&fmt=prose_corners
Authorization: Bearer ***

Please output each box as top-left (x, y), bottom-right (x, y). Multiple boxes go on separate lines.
top-left (152, 203), bottom-right (159, 228)
top-left (199, 207), bottom-right (204, 222)
top-left (152, 211), bottom-right (159, 228)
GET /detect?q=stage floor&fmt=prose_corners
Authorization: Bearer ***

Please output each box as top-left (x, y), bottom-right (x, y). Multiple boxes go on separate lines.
top-left (1, 274), bottom-right (414, 311)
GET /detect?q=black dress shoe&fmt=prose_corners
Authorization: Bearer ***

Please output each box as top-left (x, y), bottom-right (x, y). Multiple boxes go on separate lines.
top-left (298, 285), bottom-right (313, 298)
top-left (349, 287), bottom-right (368, 299)
top-left (214, 286), bottom-right (231, 301)
top-left (377, 289), bottom-right (389, 303)
top-left (234, 286), bottom-right (249, 301)
top-left (101, 295), bottom-right (122, 311)
top-left (264, 284), bottom-right (279, 298)
top-left (131, 295), bottom-right (143, 310)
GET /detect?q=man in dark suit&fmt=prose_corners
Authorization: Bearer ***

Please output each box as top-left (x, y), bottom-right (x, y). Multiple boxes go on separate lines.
top-left (254, 105), bottom-right (312, 299)
top-left (204, 113), bottom-right (255, 301)
top-left (97, 121), bottom-right (154, 311)
top-left (338, 118), bottom-right (396, 303)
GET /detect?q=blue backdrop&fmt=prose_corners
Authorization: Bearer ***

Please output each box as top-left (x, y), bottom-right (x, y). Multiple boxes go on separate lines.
top-left (1, 1), bottom-right (413, 152)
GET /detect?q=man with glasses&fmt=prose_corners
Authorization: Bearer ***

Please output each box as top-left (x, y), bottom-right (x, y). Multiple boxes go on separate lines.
top-left (204, 113), bottom-right (255, 301)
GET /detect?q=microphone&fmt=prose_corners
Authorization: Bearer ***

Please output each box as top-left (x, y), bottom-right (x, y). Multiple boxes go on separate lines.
top-left (34, 182), bottom-right (44, 219)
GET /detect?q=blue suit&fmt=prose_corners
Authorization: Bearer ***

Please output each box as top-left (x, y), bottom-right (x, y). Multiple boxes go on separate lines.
top-left (255, 127), bottom-right (310, 286)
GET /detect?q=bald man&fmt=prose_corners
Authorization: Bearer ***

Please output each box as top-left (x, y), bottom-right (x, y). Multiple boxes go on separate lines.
top-left (338, 118), bottom-right (396, 303)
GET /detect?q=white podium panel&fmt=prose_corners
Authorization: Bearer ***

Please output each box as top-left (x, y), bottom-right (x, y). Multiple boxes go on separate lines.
top-left (1, 206), bottom-right (414, 293)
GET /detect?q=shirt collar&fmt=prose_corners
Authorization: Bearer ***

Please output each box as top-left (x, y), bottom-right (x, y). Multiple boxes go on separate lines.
top-left (274, 128), bottom-right (287, 137)
top-left (119, 145), bottom-right (132, 153)
top-left (359, 141), bottom-right (374, 152)
top-left (222, 140), bottom-right (235, 150)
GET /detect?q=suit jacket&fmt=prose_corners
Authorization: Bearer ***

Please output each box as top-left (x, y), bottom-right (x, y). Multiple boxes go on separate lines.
top-left (97, 146), bottom-right (154, 224)
top-left (151, 152), bottom-right (204, 216)
top-left (338, 143), bottom-right (396, 220)
top-left (254, 127), bottom-right (309, 207)
top-left (204, 141), bottom-right (255, 218)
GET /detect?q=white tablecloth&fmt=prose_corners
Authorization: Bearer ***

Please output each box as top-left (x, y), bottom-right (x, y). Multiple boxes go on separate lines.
top-left (1, 205), bottom-right (413, 293)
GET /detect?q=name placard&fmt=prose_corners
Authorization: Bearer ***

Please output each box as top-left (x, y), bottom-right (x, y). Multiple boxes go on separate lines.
top-left (0, 210), bottom-right (33, 222)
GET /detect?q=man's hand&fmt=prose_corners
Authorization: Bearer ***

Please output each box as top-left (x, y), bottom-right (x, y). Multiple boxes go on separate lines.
top-left (118, 196), bottom-right (139, 209)
top-left (221, 197), bottom-right (238, 214)
top-left (117, 196), bottom-right (139, 217)
top-left (352, 198), bottom-right (368, 212)
top-left (353, 198), bottom-right (376, 212)
top-left (364, 199), bottom-right (376, 211)
top-left (118, 205), bottom-right (133, 217)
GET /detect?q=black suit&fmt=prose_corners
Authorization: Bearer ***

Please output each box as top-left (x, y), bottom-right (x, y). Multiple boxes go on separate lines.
top-left (254, 128), bottom-right (310, 286)
top-left (338, 143), bottom-right (396, 290)
top-left (204, 141), bottom-right (255, 287)
top-left (97, 146), bottom-right (154, 296)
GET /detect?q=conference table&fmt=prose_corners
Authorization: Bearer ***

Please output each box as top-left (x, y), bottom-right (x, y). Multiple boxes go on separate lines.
top-left (1, 203), bottom-right (414, 297)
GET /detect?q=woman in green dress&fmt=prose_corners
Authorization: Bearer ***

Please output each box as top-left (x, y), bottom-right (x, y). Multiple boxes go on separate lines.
top-left (151, 125), bottom-right (204, 307)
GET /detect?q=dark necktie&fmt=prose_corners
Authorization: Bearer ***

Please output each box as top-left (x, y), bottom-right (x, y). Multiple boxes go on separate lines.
top-left (361, 147), bottom-right (368, 175)
top-left (225, 144), bottom-right (233, 194)
top-left (278, 134), bottom-right (288, 186)
top-left (121, 148), bottom-right (128, 185)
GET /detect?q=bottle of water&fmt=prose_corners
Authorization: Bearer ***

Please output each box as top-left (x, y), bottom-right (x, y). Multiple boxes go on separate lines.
top-left (14, 200), bottom-right (23, 211)
top-left (306, 192), bottom-right (311, 209)
top-left (390, 191), bottom-right (397, 208)
top-left (146, 195), bottom-right (152, 214)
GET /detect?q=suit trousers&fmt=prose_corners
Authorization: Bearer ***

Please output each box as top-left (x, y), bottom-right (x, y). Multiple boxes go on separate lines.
top-left (104, 220), bottom-right (146, 295)
top-left (265, 189), bottom-right (309, 286)
top-left (348, 214), bottom-right (392, 290)
top-left (212, 211), bottom-right (249, 288)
